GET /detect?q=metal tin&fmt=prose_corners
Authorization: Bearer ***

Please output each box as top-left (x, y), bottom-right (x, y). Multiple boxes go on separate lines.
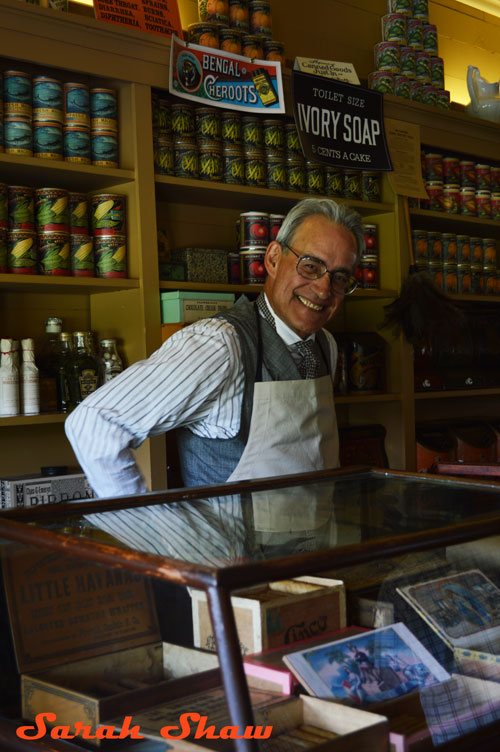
top-left (227, 251), bottom-right (240, 283)
top-left (415, 51), bottom-right (431, 82)
top-left (198, 143), bottom-right (223, 181)
top-left (69, 193), bottom-right (89, 234)
top-left (491, 192), bottom-right (500, 220)
top-left (157, 97), bottom-right (172, 138)
top-left (240, 211), bottom-right (269, 246)
top-left (430, 56), bottom-right (444, 89)
top-left (35, 188), bottom-right (70, 232)
top-left (459, 187), bottom-right (476, 216)
top-left (425, 152), bottom-right (443, 181)
top-left (263, 39), bottom-right (285, 64)
top-left (221, 111), bottom-right (242, 146)
top-left (196, 106), bottom-right (221, 143)
top-left (174, 140), bottom-right (199, 179)
top-left (491, 166), bottom-right (500, 192)
top-left (423, 23), bottom-right (438, 54)
top-left (483, 266), bottom-right (497, 295)
top-left (172, 103), bottom-right (196, 141)
top-left (91, 193), bottom-right (126, 236)
top-left (375, 41), bottom-right (401, 72)
top-left (8, 229), bottom-right (37, 274)
top-left (442, 183), bottom-right (459, 214)
top-left (64, 125), bottom-right (90, 163)
top-left (427, 260), bottom-right (443, 289)
top-left (198, 0), bottom-right (229, 24)
top-left (459, 160), bottom-right (475, 187)
top-left (154, 137), bottom-right (174, 175)
top-left (483, 238), bottom-right (497, 266)
top-left (8, 186), bottom-right (34, 230)
top-left (394, 74), bottom-right (410, 98)
top-left (4, 115), bottom-right (32, 156)
top-left (407, 18), bottom-right (423, 49)
top-left (421, 85), bottom-right (436, 106)
top-left (457, 264), bottom-right (471, 294)
top-left (241, 34), bottom-right (264, 59)
top-left (470, 237), bottom-right (483, 265)
top-left (427, 231), bottom-right (442, 261)
top-left (219, 27), bottom-right (243, 55)
top-left (368, 70), bottom-right (394, 95)
top-left (381, 13), bottom-right (407, 44)
top-left (33, 76), bottom-right (63, 122)
top-left (412, 229), bottom-right (428, 262)
top-left (454, 234), bottom-right (470, 264)
top-left (38, 230), bottom-right (70, 275)
top-left (240, 247), bottom-right (266, 284)
top-left (442, 263), bottom-right (458, 294)
top-left (245, 149), bottom-right (266, 186)
top-left (94, 234), bottom-right (127, 278)
top-left (360, 255), bottom-right (379, 289)
top-left (266, 152), bottom-right (286, 190)
top-left (285, 122), bottom-right (301, 155)
top-left (387, 0), bottom-right (412, 15)
top-left (361, 171), bottom-right (381, 202)
top-left (442, 232), bottom-right (458, 262)
top-left (0, 184), bottom-right (8, 230)
top-left (90, 88), bottom-right (118, 130)
top-left (425, 180), bottom-right (443, 211)
top-left (33, 121), bottom-right (63, 160)
top-left (91, 130), bottom-right (118, 167)
top-left (222, 147), bottom-right (244, 184)
top-left (324, 167), bottom-right (343, 197)
top-left (64, 82), bottom-right (90, 126)
top-left (435, 89), bottom-right (450, 109)
top-left (229, 0), bottom-right (249, 31)
top-left (3, 71), bottom-right (32, 116)
top-left (249, 1), bottom-right (272, 36)
top-left (409, 80), bottom-right (423, 101)
top-left (475, 163), bottom-right (491, 190)
top-left (443, 156), bottom-right (460, 184)
top-left (286, 158), bottom-right (306, 193)
top-left (399, 47), bottom-right (416, 78)
top-left (470, 265), bottom-right (482, 294)
top-left (0, 228), bottom-right (7, 273)
top-left (242, 115), bottom-right (263, 148)
top-left (188, 21), bottom-right (219, 48)
top-left (70, 234), bottom-right (94, 276)
top-left (412, 0), bottom-right (429, 20)
top-left (306, 161), bottom-right (324, 194)
top-left (343, 169), bottom-right (361, 200)
top-left (269, 213), bottom-right (285, 241)
top-left (263, 118), bottom-right (284, 153)
top-left (475, 190), bottom-right (491, 218)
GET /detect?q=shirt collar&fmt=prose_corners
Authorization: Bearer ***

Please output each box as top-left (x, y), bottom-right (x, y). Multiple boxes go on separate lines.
top-left (263, 292), bottom-right (315, 346)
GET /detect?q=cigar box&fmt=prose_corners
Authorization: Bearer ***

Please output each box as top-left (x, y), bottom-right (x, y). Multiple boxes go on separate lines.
top-left (191, 576), bottom-right (346, 655)
top-left (2, 544), bottom-right (220, 746)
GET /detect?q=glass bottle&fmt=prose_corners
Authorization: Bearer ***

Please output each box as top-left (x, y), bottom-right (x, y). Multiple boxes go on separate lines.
top-left (0, 338), bottom-right (19, 416)
top-left (99, 338), bottom-right (123, 383)
top-left (20, 338), bottom-right (40, 415)
top-left (71, 331), bottom-right (100, 404)
top-left (37, 317), bottom-right (63, 413)
top-left (57, 332), bottom-right (74, 413)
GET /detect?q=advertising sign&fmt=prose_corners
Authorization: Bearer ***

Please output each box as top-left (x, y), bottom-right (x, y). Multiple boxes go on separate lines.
top-left (94, 0), bottom-right (182, 37)
top-left (169, 35), bottom-right (285, 114)
top-left (291, 69), bottom-right (392, 171)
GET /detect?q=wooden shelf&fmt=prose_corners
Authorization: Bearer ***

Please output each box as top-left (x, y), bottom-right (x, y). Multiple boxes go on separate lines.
top-left (415, 388), bottom-right (500, 400)
top-left (410, 208), bottom-right (500, 233)
top-left (0, 274), bottom-right (140, 294)
top-left (0, 413), bottom-right (67, 426)
top-left (0, 153), bottom-right (134, 191)
top-left (336, 393), bottom-right (402, 404)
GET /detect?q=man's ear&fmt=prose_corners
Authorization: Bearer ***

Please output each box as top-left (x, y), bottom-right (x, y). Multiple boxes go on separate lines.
top-left (265, 241), bottom-right (282, 278)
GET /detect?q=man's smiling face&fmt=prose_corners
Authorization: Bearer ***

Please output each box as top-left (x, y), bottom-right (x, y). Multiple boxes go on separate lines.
top-left (264, 214), bottom-right (358, 339)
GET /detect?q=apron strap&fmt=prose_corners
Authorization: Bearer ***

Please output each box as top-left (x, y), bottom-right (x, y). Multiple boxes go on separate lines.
top-left (255, 303), bottom-right (264, 383)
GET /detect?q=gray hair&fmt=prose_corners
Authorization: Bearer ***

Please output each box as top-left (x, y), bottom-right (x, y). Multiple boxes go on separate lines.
top-left (275, 197), bottom-right (365, 263)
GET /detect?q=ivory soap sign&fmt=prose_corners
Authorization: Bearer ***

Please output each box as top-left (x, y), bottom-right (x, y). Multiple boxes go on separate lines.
top-left (291, 69), bottom-right (392, 171)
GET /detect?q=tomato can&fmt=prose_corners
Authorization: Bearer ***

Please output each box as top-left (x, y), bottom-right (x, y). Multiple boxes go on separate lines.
top-left (227, 251), bottom-right (240, 283)
top-left (343, 169), bottom-right (362, 200)
top-left (306, 161), bottom-right (324, 195)
top-left (240, 246), bottom-right (266, 284)
top-left (242, 115), bottom-right (263, 148)
top-left (4, 115), bottom-right (32, 156)
top-left (442, 183), bottom-right (459, 214)
top-left (407, 18), bottom-right (423, 50)
top-left (470, 237), bottom-right (483, 264)
top-left (91, 130), bottom-right (118, 167)
top-left (8, 186), bottom-right (34, 231)
top-left (381, 13), bottom-right (407, 44)
top-left (430, 56), bottom-right (444, 88)
top-left (90, 88), bottom-right (118, 131)
top-left (198, 0), bottom-right (229, 24)
top-left (8, 229), bottom-right (37, 274)
top-left (442, 232), bottom-right (458, 262)
top-left (222, 146), bottom-right (245, 184)
top-left (263, 39), bottom-right (285, 64)
top-left (325, 167), bottom-right (343, 198)
top-left (263, 118), bottom-right (284, 153)
top-left (249, 1), bottom-right (272, 36)
top-left (400, 47), bottom-right (416, 78)
top-left (266, 152), bottom-right (286, 190)
top-left (229, 0), bottom-right (249, 31)
top-left (269, 213), bottom-right (285, 241)
top-left (70, 234), bottom-right (94, 277)
top-left (33, 122), bottom-right (63, 160)
top-left (374, 42), bottom-right (400, 73)
top-left (64, 82), bottom-right (90, 126)
top-left (423, 23), bottom-right (438, 54)
top-left (363, 224), bottom-right (378, 254)
top-left (0, 228), bottom-right (7, 273)
top-left (35, 188), bottom-right (70, 232)
top-left (221, 111), bottom-right (242, 146)
top-left (483, 238), bottom-right (497, 266)
top-left (174, 140), bottom-right (199, 179)
top-left (412, 229), bottom-right (428, 262)
top-left (196, 106), bottom-right (221, 143)
top-left (198, 143), bottom-right (223, 181)
top-left (425, 180), bottom-right (443, 211)
top-left (0, 185), bottom-right (8, 230)
top-left (360, 255), bottom-right (379, 289)
top-left (415, 51), bottom-right (431, 82)
top-left (64, 125), bottom-right (91, 164)
top-left (94, 234), bottom-right (127, 278)
top-left (459, 187), bottom-right (476, 216)
top-left (459, 160), bottom-right (475, 187)
top-left (491, 166), bottom-right (500, 192)
top-left (33, 76), bottom-right (63, 123)
top-left (368, 71), bottom-right (394, 95)
top-left (187, 21), bottom-right (220, 48)
top-left (443, 156), bottom-right (460, 184)
top-left (457, 264), bottom-right (471, 294)
top-left (476, 190), bottom-right (491, 218)
top-left (491, 192), bottom-right (500, 220)
top-left (91, 193), bottom-right (126, 236)
top-left (38, 231), bottom-right (70, 275)
top-left (3, 71), bottom-right (32, 116)
top-left (425, 153), bottom-right (443, 181)
top-left (475, 163), bottom-right (491, 191)
top-left (69, 193), bottom-right (89, 235)
top-left (244, 149), bottom-right (266, 186)
top-left (427, 231), bottom-right (442, 261)
top-left (286, 158), bottom-right (306, 193)
top-left (240, 211), bottom-right (269, 247)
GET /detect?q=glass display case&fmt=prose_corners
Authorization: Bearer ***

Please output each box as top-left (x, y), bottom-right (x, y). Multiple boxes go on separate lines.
top-left (3, 466), bottom-right (500, 751)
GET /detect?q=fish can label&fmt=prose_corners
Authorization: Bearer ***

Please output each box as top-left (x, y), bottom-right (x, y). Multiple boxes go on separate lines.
top-left (476, 190), bottom-right (491, 218)
top-left (227, 251), bottom-right (240, 283)
top-left (430, 56), bottom-right (444, 88)
top-left (174, 140), bottom-right (199, 179)
top-left (8, 186), bottom-right (34, 231)
top-left (442, 184), bottom-right (459, 214)
top-left (69, 193), bottom-right (89, 234)
top-left (229, 0), bottom-right (249, 31)
top-left (269, 213), bottom-right (285, 241)
top-left (33, 76), bottom-right (63, 122)
top-left (199, 144), bottom-right (223, 181)
top-left (394, 74), bottom-right (410, 98)
top-left (456, 234), bottom-right (470, 264)
top-left (470, 237), bottom-right (483, 264)
top-left (240, 211), bottom-right (269, 246)
top-left (90, 88), bottom-right (118, 130)
top-left (71, 234), bottom-right (94, 276)
top-left (196, 107), bottom-right (221, 142)
top-left (0, 185), bottom-right (8, 230)
top-left (198, 0), bottom-right (229, 24)
top-left (427, 231), bottom-right (442, 261)
top-left (244, 150), bottom-right (266, 186)
top-left (33, 122), bottom-right (63, 160)
top-left (242, 116), bottom-right (263, 148)
top-left (424, 152), bottom-right (443, 181)
top-left (3, 71), bottom-right (32, 116)
top-left (412, 229), bottom-right (428, 262)
top-left (286, 158), bottom-right (306, 193)
top-left (8, 229), bottom-right (37, 274)
top-left (240, 247), bottom-right (266, 284)
top-left (442, 232), bottom-right (458, 262)
top-left (187, 22), bottom-right (220, 48)
top-left (475, 163), bottom-right (491, 190)
top-left (423, 23), bottom-right (438, 54)
top-left (266, 153), bottom-right (286, 190)
top-left (443, 156), bottom-right (460, 183)
top-left (415, 51), bottom-right (431, 82)
top-left (219, 27), bottom-right (243, 55)
top-left (91, 130), bottom-right (118, 167)
top-left (325, 167), bottom-right (343, 197)
top-left (263, 38), bottom-right (285, 63)
top-left (38, 231), bottom-right (70, 275)
top-left (483, 238), bottom-right (497, 266)
top-left (4, 115), bottom-right (32, 156)
top-left (35, 188), bottom-right (70, 232)
top-left (94, 234), bottom-right (127, 278)
top-left (306, 161), bottom-right (324, 194)
top-left (407, 18), bottom-right (423, 49)
top-left (459, 187), bottom-right (476, 215)
top-left (222, 147), bottom-right (244, 184)
top-left (154, 137), bottom-right (175, 175)
top-left (91, 193), bottom-right (126, 236)
top-left (263, 119), bottom-right (284, 152)
top-left (0, 228), bottom-right (7, 273)
top-left (343, 169), bottom-right (361, 200)
top-left (362, 171), bottom-right (381, 202)
top-left (368, 70), bottom-right (394, 95)
top-left (459, 160), bottom-right (475, 187)
top-left (374, 42), bottom-right (400, 72)
top-left (64, 125), bottom-right (91, 163)
top-left (399, 47), bottom-right (416, 77)
top-left (64, 82), bottom-right (90, 126)
top-left (221, 111), bottom-right (242, 145)
top-left (249, 1), bottom-right (272, 36)
top-left (381, 14), bottom-right (407, 44)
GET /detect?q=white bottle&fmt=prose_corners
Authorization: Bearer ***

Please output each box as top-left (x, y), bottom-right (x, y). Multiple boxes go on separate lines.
top-left (21, 338), bottom-right (40, 415)
top-left (0, 338), bottom-right (20, 417)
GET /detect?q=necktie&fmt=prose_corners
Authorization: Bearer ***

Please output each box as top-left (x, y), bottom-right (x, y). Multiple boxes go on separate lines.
top-left (295, 339), bottom-right (320, 379)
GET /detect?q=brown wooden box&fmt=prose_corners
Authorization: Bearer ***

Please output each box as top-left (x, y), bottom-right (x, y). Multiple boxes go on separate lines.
top-left (191, 576), bottom-right (346, 655)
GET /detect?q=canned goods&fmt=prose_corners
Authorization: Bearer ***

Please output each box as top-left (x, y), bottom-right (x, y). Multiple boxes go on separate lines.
top-left (374, 42), bottom-right (400, 72)
top-left (172, 103), bottom-right (196, 140)
top-left (306, 161), bottom-right (324, 194)
top-left (413, 0), bottom-right (429, 20)
top-left (241, 34), bottom-right (264, 59)
top-left (3, 71), bottom-right (32, 116)
top-left (476, 190), bottom-right (491, 218)
top-left (227, 251), bottom-right (240, 283)
top-left (442, 232), bottom-right (458, 262)
top-left (0, 229), bottom-right (7, 273)
top-left (240, 212), bottom-right (269, 246)
top-left (475, 163), bottom-right (491, 190)
top-left (407, 18), bottom-right (423, 49)
top-left (443, 156), bottom-right (460, 183)
top-left (154, 138), bottom-right (175, 175)
top-left (459, 187), bottom-right (476, 216)
top-left (394, 75), bottom-right (410, 98)
top-left (412, 229), bottom-right (428, 262)
top-left (188, 21), bottom-right (219, 47)
top-left (400, 47), bottom-right (416, 78)
top-left (285, 122), bottom-right (301, 155)
top-left (483, 238), bottom-right (496, 266)
top-left (423, 23), bottom-right (438, 54)
top-left (221, 111), bottom-right (242, 146)
top-left (442, 263), bottom-right (458, 294)
top-left (263, 39), bottom-right (285, 64)
top-left (35, 188), bottom-right (70, 232)
top-left (427, 231), bottom-right (442, 261)
top-left (199, 143), bottom-right (223, 181)
top-left (415, 51), bottom-right (431, 82)
top-left (425, 152), bottom-right (443, 181)
top-left (459, 160), bottom-right (475, 187)
top-left (64, 125), bottom-right (91, 163)
top-left (422, 85), bottom-right (437, 106)
top-left (442, 184), bottom-right (459, 214)
top-left (457, 264), bottom-right (471, 294)
top-left (0, 185), bottom-right (7, 230)
top-left (70, 234), bottom-right (94, 276)
top-left (4, 115), bottom-right (32, 156)
top-left (174, 140), bottom-right (199, 178)
top-left (229, 0), bottom-right (249, 31)
top-left (325, 167), bottom-right (343, 197)
top-left (491, 192), bottom-right (500, 220)
top-left (242, 116), bottom-right (263, 148)
top-left (381, 13), bottom-right (407, 44)
top-left (425, 180), bottom-right (443, 211)
top-left (249, 1), bottom-right (272, 36)
top-left (263, 118), bottom-right (284, 152)
top-left (91, 194), bottom-right (126, 236)
top-left (198, 0), bottom-right (229, 24)
top-left (470, 265), bottom-right (482, 294)
top-left (94, 234), bottom-right (127, 278)
top-left (430, 56), bottom-right (444, 88)
top-left (8, 229), bottom-right (37, 274)
top-left (240, 247), bottom-right (266, 284)
top-left (470, 237), bottom-right (483, 264)
top-left (90, 88), bottom-right (118, 130)
top-left (387, 0), bottom-right (412, 14)
top-left (360, 255), bottom-right (379, 289)
top-left (33, 122), bottom-right (63, 160)
top-left (410, 80), bottom-right (424, 101)
top-left (157, 97), bottom-right (172, 137)
top-left (219, 27), bottom-right (243, 55)
top-left (343, 169), bottom-right (362, 200)
top-left (286, 158), bottom-right (306, 193)
top-left (428, 260), bottom-right (443, 289)
top-left (361, 171), bottom-right (381, 202)
top-left (456, 234), bottom-right (471, 264)
top-left (269, 213), bottom-right (285, 241)
top-left (483, 266), bottom-right (497, 295)
top-left (491, 166), bottom-right (500, 192)
top-left (368, 70), bottom-right (394, 95)
top-left (196, 107), bottom-right (221, 143)
top-left (245, 149), bottom-right (266, 186)
top-left (266, 153), bottom-right (286, 190)
top-left (8, 186), bottom-right (34, 231)
top-left (91, 130), bottom-right (118, 167)
top-left (64, 83), bottom-right (90, 126)
top-left (222, 147), bottom-right (244, 184)
top-left (33, 76), bottom-right (63, 122)
top-left (69, 193), bottom-right (89, 234)
top-left (38, 231), bottom-right (70, 275)
top-left (435, 89), bottom-right (450, 109)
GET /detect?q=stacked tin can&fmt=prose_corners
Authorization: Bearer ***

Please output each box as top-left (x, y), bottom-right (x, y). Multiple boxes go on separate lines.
top-left (369, 0), bottom-right (450, 108)
top-left (3, 70), bottom-right (33, 157)
top-left (171, 101), bottom-right (198, 180)
top-left (35, 188), bottom-right (70, 275)
top-left (0, 184), bottom-right (6, 272)
top-left (196, 105), bottom-right (223, 181)
top-left (285, 120), bottom-right (306, 193)
top-left (263, 117), bottom-right (285, 190)
top-left (242, 114), bottom-right (266, 187)
top-left (152, 91), bottom-right (174, 176)
top-left (6, 185), bottom-right (36, 274)
top-left (91, 193), bottom-right (127, 277)
top-left (358, 224), bottom-right (379, 289)
top-left (239, 210), bottom-right (269, 283)
top-left (63, 82), bottom-right (91, 164)
top-left (90, 87), bottom-right (118, 168)
top-left (32, 75), bottom-right (63, 161)
top-left (221, 109), bottom-right (244, 185)
top-left (69, 192), bottom-right (93, 277)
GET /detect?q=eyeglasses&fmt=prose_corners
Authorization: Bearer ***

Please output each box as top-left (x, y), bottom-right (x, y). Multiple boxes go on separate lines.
top-left (283, 244), bottom-right (358, 295)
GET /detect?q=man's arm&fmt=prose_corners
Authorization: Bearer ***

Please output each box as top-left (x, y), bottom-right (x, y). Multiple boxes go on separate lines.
top-left (65, 318), bottom-right (242, 498)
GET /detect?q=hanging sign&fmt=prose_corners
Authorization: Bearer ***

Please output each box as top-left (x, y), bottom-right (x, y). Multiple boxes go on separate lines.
top-left (169, 35), bottom-right (285, 113)
top-left (94, 0), bottom-right (182, 37)
top-left (291, 69), bottom-right (393, 171)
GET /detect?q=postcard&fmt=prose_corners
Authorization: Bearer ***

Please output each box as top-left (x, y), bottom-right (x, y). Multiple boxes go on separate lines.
top-left (283, 622), bottom-right (449, 706)
top-left (397, 569), bottom-right (500, 651)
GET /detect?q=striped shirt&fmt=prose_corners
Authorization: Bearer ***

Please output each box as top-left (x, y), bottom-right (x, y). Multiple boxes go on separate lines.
top-left (65, 295), bottom-right (337, 498)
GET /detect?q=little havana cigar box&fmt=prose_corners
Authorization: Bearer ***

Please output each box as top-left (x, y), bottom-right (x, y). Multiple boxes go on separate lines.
top-left (191, 576), bottom-right (346, 655)
top-left (2, 544), bottom-right (219, 747)
top-left (125, 686), bottom-right (389, 752)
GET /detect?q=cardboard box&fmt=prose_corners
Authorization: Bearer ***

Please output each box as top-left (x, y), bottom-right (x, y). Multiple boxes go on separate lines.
top-left (165, 248), bottom-right (228, 284)
top-left (161, 291), bottom-right (235, 324)
top-left (161, 322), bottom-right (186, 342)
top-left (0, 472), bottom-right (94, 509)
top-left (191, 576), bottom-right (346, 655)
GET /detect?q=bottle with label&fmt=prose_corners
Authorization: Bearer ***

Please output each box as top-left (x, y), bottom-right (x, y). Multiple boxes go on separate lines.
top-left (71, 331), bottom-right (100, 404)
top-left (20, 338), bottom-right (40, 415)
top-left (99, 338), bottom-right (123, 383)
top-left (37, 317), bottom-right (63, 413)
top-left (0, 338), bottom-right (20, 416)
top-left (57, 332), bottom-right (75, 413)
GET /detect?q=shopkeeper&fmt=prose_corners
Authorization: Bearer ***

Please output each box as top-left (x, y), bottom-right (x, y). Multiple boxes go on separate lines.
top-left (65, 197), bottom-right (363, 497)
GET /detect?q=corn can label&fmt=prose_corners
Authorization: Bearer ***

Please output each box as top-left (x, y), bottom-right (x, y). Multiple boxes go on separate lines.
top-left (39, 231), bottom-right (70, 275)
top-left (64, 126), bottom-right (91, 163)
top-left (94, 234), bottom-right (127, 278)
top-left (8, 186), bottom-right (34, 231)
top-left (394, 74), bottom-right (410, 98)
top-left (388, 0), bottom-right (412, 14)
top-left (0, 185), bottom-right (7, 230)
top-left (199, 146), bottom-right (223, 181)
top-left (410, 80), bottom-right (423, 101)
top-left (266, 154), bottom-right (286, 190)
top-left (240, 247), bottom-right (266, 284)
top-left (286, 160), bottom-right (306, 192)
top-left (174, 142), bottom-right (199, 179)
top-left (436, 90), bottom-right (450, 109)
top-left (442, 233), bottom-right (458, 262)
top-left (64, 83), bottom-right (90, 126)
top-left (430, 56), bottom-right (444, 88)
top-left (415, 52), bottom-right (431, 81)
top-left (91, 131), bottom-right (118, 167)
top-left (306, 163), bottom-right (324, 194)
top-left (222, 149), bottom-right (245, 184)
top-left (325, 168), bottom-right (343, 197)
top-left (245, 152), bottom-right (266, 186)
top-left (221, 112), bottom-right (242, 145)
top-left (91, 193), bottom-right (126, 235)
top-left (422, 85), bottom-right (436, 106)
top-left (229, 0), bottom-right (249, 31)
top-left (8, 230), bottom-right (37, 274)
top-left (413, 0), bottom-right (429, 20)
top-left (4, 116), bottom-right (32, 155)
top-left (69, 193), bottom-right (89, 234)
top-left (382, 13), bottom-right (407, 44)
top-left (71, 234), bottom-right (94, 276)
top-left (33, 76), bottom-right (63, 121)
top-left (0, 228), bottom-right (7, 273)
top-left (35, 188), bottom-right (70, 231)
top-left (33, 123), bottom-right (63, 160)
top-left (196, 107), bottom-right (221, 142)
